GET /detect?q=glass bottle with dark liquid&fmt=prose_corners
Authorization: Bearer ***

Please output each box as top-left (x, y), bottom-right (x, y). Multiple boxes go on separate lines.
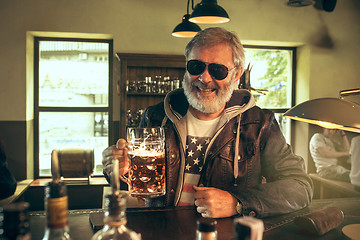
top-left (42, 150), bottom-right (71, 240)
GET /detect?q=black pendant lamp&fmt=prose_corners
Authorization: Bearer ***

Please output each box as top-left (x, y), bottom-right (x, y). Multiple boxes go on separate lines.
top-left (287, 0), bottom-right (315, 7)
top-left (189, 0), bottom-right (230, 24)
top-left (172, 14), bottom-right (202, 38)
top-left (172, 0), bottom-right (202, 38)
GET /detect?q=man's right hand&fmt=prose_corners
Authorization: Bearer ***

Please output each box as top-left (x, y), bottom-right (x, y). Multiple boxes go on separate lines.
top-left (102, 139), bottom-right (130, 180)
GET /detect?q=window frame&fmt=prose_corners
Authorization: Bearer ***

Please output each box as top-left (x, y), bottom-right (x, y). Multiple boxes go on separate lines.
top-left (34, 37), bottom-right (113, 178)
top-left (243, 45), bottom-right (297, 143)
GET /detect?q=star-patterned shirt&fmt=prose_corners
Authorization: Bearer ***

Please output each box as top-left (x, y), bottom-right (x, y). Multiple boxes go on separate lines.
top-left (185, 136), bottom-right (210, 173)
top-left (178, 111), bottom-right (220, 206)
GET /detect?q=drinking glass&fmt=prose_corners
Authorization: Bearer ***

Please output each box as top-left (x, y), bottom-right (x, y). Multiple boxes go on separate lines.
top-left (121, 127), bottom-right (166, 198)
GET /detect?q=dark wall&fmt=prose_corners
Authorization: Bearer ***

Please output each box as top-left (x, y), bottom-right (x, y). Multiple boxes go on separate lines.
top-left (0, 121), bottom-right (29, 180)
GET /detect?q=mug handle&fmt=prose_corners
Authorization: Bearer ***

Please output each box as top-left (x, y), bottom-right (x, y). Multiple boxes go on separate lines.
top-left (117, 157), bottom-right (131, 184)
top-left (119, 173), bottom-right (130, 184)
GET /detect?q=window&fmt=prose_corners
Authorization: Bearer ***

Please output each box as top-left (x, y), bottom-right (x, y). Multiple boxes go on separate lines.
top-left (244, 46), bottom-right (295, 143)
top-left (34, 38), bottom-right (113, 178)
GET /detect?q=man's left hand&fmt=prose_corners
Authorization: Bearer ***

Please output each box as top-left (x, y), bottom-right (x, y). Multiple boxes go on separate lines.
top-left (193, 186), bottom-right (238, 218)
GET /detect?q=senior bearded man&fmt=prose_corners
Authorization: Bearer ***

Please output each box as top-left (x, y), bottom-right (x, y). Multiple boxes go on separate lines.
top-left (102, 27), bottom-right (313, 219)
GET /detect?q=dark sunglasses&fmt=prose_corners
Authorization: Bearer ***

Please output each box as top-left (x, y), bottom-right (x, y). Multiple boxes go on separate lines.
top-left (186, 59), bottom-right (236, 80)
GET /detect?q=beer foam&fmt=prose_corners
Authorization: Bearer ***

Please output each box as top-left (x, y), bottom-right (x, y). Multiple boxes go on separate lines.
top-left (129, 149), bottom-right (164, 157)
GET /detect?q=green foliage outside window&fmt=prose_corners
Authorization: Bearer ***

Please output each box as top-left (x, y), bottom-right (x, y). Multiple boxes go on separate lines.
top-left (245, 48), bottom-right (292, 109)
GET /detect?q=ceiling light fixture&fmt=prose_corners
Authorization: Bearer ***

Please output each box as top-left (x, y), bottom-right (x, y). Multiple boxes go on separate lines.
top-left (189, 0), bottom-right (230, 24)
top-left (172, 0), bottom-right (202, 38)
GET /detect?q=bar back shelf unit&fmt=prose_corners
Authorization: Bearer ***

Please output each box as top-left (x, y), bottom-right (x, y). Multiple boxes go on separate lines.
top-left (116, 53), bottom-right (186, 138)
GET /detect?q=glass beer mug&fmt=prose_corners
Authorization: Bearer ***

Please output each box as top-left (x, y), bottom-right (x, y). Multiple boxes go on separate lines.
top-left (121, 127), bottom-right (166, 198)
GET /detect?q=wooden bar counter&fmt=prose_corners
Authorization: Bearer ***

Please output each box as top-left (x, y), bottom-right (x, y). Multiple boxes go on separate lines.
top-left (29, 198), bottom-right (360, 240)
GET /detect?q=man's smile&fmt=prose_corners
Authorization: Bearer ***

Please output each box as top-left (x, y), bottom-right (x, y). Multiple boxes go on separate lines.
top-left (192, 81), bottom-right (218, 97)
top-left (196, 86), bottom-right (217, 95)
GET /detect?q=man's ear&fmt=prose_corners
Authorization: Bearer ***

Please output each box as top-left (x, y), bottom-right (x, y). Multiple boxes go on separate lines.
top-left (234, 67), bottom-right (244, 83)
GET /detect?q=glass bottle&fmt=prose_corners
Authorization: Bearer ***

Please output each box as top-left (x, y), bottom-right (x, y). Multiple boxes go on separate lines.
top-left (163, 76), bottom-right (171, 91)
top-left (173, 77), bottom-right (180, 90)
top-left (42, 181), bottom-right (71, 240)
top-left (153, 76), bottom-right (162, 93)
top-left (136, 79), bottom-right (146, 93)
top-left (42, 150), bottom-right (71, 240)
top-left (196, 218), bottom-right (217, 240)
top-left (0, 202), bottom-right (31, 240)
top-left (91, 193), bottom-right (141, 240)
top-left (91, 159), bottom-right (141, 240)
top-left (145, 77), bottom-right (151, 93)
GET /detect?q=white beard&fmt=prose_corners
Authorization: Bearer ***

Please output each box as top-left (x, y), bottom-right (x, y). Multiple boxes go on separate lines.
top-left (183, 74), bottom-right (237, 114)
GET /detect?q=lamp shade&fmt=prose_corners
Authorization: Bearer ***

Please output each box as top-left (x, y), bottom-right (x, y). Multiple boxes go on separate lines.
top-left (287, 0), bottom-right (315, 7)
top-left (189, 0), bottom-right (230, 24)
top-left (283, 98), bottom-right (360, 133)
top-left (172, 14), bottom-right (202, 38)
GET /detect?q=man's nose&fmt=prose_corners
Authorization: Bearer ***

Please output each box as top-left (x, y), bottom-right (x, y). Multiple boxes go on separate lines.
top-left (199, 67), bottom-right (212, 84)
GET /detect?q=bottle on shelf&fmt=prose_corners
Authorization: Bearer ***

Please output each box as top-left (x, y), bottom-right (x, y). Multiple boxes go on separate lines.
top-left (42, 150), bottom-right (71, 240)
top-left (153, 75), bottom-right (162, 93)
top-left (0, 202), bottom-right (31, 240)
top-left (91, 159), bottom-right (141, 240)
top-left (195, 218), bottom-right (217, 240)
top-left (127, 80), bottom-right (137, 93)
top-left (145, 77), bottom-right (151, 93)
top-left (173, 77), bottom-right (180, 89)
top-left (162, 76), bottom-right (171, 92)
top-left (137, 79), bottom-right (146, 93)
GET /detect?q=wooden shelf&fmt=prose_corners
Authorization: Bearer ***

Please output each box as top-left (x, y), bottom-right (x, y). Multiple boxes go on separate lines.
top-left (116, 53), bottom-right (186, 138)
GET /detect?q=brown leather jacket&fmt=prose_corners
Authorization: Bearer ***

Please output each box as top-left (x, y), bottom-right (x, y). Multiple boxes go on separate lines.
top-left (140, 89), bottom-right (313, 218)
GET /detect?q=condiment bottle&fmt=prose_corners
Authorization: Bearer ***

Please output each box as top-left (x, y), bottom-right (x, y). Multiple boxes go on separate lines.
top-left (196, 218), bottom-right (217, 240)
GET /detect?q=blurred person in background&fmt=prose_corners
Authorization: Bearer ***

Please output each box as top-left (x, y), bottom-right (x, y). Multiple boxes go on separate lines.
top-left (310, 128), bottom-right (351, 182)
top-left (349, 135), bottom-right (360, 190)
